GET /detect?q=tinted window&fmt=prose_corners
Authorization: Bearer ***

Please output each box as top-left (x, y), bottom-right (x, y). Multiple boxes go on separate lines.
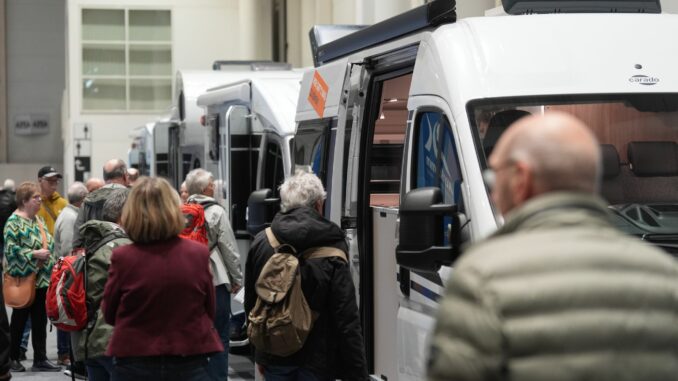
top-left (294, 120), bottom-right (330, 184)
top-left (263, 141), bottom-right (285, 197)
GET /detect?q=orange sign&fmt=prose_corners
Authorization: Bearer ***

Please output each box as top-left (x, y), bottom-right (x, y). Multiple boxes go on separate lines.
top-left (308, 70), bottom-right (329, 118)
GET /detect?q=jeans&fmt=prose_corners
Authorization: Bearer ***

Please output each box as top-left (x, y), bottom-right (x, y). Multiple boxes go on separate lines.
top-left (262, 366), bottom-right (332, 381)
top-left (206, 285), bottom-right (230, 381)
top-left (57, 329), bottom-right (71, 356)
top-left (20, 317), bottom-right (30, 351)
top-left (113, 356), bottom-right (211, 381)
top-left (86, 356), bottom-right (115, 381)
top-left (10, 288), bottom-right (48, 361)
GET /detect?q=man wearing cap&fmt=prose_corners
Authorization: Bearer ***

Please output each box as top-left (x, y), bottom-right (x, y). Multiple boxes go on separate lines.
top-left (36, 166), bottom-right (71, 368)
top-left (36, 166), bottom-right (67, 237)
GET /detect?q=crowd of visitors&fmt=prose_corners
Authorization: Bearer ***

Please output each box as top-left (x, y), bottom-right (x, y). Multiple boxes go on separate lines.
top-left (1, 110), bottom-right (677, 381)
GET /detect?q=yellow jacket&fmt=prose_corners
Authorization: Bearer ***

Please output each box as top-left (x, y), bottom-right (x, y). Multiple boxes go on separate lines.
top-left (38, 191), bottom-right (67, 235)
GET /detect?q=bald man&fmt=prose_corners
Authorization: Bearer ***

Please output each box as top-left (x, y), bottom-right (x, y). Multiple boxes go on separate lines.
top-left (72, 159), bottom-right (129, 248)
top-left (85, 177), bottom-right (105, 192)
top-left (428, 112), bottom-right (678, 381)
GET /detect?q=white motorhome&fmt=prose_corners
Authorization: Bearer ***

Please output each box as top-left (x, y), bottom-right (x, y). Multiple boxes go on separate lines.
top-left (129, 117), bottom-right (174, 178)
top-left (279, 0), bottom-right (678, 380)
top-left (169, 62), bottom-right (292, 189)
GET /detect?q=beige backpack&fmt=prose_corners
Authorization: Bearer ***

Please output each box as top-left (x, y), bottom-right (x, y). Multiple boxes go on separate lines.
top-left (247, 227), bottom-right (347, 357)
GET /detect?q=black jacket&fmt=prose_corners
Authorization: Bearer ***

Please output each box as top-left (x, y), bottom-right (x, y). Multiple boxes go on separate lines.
top-left (245, 207), bottom-right (368, 381)
top-left (0, 189), bottom-right (16, 254)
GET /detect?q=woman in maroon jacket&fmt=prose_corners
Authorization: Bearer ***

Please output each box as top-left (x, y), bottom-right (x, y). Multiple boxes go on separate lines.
top-left (102, 177), bottom-right (223, 381)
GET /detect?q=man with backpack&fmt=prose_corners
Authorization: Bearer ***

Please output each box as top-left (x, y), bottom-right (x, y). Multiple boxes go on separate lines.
top-left (244, 171), bottom-right (368, 381)
top-left (75, 188), bottom-right (131, 380)
top-left (185, 168), bottom-right (243, 381)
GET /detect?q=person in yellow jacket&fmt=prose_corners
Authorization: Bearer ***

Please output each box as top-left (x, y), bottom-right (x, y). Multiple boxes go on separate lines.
top-left (36, 166), bottom-right (67, 235)
top-left (36, 166), bottom-right (71, 367)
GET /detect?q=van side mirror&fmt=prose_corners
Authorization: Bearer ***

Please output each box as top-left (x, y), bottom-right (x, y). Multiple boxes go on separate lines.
top-left (246, 189), bottom-right (280, 236)
top-left (396, 187), bottom-right (460, 273)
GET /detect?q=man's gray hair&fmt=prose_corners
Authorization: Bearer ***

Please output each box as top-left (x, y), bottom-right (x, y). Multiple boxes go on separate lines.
top-left (67, 182), bottom-right (88, 205)
top-left (103, 188), bottom-right (130, 223)
top-left (185, 168), bottom-right (214, 196)
top-left (279, 171), bottom-right (326, 213)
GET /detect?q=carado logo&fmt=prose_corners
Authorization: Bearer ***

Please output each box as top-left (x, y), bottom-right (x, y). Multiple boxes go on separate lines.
top-left (629, 75), bottom-right (660, 86)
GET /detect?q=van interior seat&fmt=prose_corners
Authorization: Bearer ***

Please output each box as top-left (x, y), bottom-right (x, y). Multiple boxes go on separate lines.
top-left (628, 141), bottom-right (678, 176)
top-left (624, 141), bottom-right (678, 204)
top-left (482, 109), bottom-right (531, 158)
top-left (599, 144), bottom-right (624, 204)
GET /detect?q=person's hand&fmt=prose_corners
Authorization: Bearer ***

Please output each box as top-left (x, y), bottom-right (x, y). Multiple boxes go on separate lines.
top-left (33, 249), bottom-right (51, 260)
top-left (231, 283), bottom-right (241, 295)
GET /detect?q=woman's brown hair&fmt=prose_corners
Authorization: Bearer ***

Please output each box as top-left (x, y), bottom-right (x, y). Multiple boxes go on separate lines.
top-left (121, 177), bottom-right (184, 243)
top-left (15, 181), bottom-right (38, 208)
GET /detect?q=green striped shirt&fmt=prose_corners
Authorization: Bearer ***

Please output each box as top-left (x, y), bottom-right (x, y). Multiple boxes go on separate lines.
top-left (3, 213), bottom-right (55, 288)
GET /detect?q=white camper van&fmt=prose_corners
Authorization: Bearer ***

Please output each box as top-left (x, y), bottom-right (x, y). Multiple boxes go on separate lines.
top-left (129, 117), bottom-right (174, 178)
top-left (281, 0), bottom-right (678, 380)
top-left (170, 62), bottom-right (292, 189)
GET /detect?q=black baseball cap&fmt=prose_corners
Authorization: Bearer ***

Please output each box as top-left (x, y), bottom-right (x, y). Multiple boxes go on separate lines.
top-left (38, 166), bottom-right (62, 179)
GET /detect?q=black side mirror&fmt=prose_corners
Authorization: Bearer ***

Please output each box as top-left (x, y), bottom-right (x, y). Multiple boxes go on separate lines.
top-left (396, 187), bottom-right (459, 273)
top-left (247, 189), bottom-right (280, 237)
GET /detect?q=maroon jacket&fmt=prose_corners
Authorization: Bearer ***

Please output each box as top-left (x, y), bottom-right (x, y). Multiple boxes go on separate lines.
top-left (102, 237), bottom-right (223, 357)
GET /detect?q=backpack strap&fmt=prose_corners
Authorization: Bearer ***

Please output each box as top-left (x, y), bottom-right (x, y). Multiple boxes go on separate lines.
top-left (264, 227), bottom-right (281, 250)
top-left (303, 247), bottom-right (348, 263)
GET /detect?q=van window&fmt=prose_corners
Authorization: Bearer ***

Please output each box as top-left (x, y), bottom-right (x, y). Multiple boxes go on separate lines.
top-left (469, 94), bottom-right (678, 253)
top-left (414, 112), bottom-right (464, 210)
top-left (294, 120), bottom-right (330, 184)
top-left (263, 140), bottom-right (285, 197)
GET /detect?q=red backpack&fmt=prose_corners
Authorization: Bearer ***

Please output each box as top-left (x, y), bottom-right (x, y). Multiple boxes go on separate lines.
top-left (46, 250), bottom-right (87, 331)
top-left (180, 201), bottom-right (218, 247)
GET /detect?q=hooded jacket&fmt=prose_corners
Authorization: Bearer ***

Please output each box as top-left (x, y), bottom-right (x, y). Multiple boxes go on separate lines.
top-left (72, 183), bottom-right (127, 248)
top-left (428, 192), bottom-right (678, 381)
top-left (75, 220), bottom-right (131, 360)
top-left (245, 206), bottom-right (368, 380)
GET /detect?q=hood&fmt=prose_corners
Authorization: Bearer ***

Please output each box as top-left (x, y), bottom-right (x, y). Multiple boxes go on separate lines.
top-left (79, 220), bottom-right (128, 254)
top-left (270, 207), bottom-right (346, 253)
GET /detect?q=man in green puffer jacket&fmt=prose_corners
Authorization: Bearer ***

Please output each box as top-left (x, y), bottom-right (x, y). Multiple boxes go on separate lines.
top-left (428, 112), bottom-right (678, 381)
top-left (75, 189), bottom-right (131, 378)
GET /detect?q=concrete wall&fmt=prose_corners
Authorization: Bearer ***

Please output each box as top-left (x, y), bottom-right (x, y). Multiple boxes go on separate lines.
top-left (6, 0), bottom-right (66, 165)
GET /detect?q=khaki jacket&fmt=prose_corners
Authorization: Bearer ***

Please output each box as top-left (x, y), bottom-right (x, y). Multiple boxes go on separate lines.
top-left (428, 192), bottom-right (678, 381)
top-left (187, 194), bottom-right (243, 289)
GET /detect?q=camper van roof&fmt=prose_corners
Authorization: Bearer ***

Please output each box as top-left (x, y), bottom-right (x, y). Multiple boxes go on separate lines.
top-left (410, 13), bottom-right (678, 105)
top-left (312, 0), bottom-right (455, 67)
top-left (501, 0), bottom-right (661, 14)
top-left (197, 73), bottom-right (301, 136)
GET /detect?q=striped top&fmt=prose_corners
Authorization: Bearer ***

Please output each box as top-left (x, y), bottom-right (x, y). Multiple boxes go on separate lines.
top-left (3, 213), bottom-right (55, 288)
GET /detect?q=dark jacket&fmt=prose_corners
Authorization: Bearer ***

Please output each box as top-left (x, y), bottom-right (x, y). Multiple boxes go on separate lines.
top-left (428, 193), bottom-right (678, 381)
top-left (245, 207), bottom-right (368, 381)
top-left (76, 220), bottom-right (131, 360)
top-left (0, 189), bottom-right (16, 255)
top-left (102, 237), bottom-right (223, 358)
top-left (72, 184), bottom-right (127, 248)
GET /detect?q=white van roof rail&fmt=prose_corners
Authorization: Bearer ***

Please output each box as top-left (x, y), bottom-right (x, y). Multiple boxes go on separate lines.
top-left (310, 0), bottom-right (456, 67)
top-left (502, 0), bottom-right (661, 14)
top-left (211, 60), bottom-right (292, 71)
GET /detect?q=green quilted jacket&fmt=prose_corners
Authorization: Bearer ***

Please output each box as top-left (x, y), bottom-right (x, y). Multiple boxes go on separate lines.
top-left (76, 220), bottom-right (131, 360)
top-left (428, 192), bottom-right (678, 381)
top-left (3, 213), bottom-right (55, 288)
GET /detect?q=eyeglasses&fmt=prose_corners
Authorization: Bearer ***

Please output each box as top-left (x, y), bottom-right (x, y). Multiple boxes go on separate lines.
top-left (31, 195), bottom-right (42, 201)
top-left (482, 161), bottom-right (515, 192)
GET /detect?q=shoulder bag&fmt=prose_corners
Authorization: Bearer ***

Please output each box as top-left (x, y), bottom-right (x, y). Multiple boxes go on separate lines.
top-left (2, 217), bottom-right (47, 308)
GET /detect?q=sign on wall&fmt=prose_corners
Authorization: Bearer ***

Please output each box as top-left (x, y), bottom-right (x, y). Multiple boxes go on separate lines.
top-left (14, 114), bottom-right (50, 136)
top-left (74, 123), bottom-right (92, 181)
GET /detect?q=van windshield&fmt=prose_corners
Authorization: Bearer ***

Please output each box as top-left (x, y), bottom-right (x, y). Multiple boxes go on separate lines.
top-left (468, 93), bottom-right (678, 252)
